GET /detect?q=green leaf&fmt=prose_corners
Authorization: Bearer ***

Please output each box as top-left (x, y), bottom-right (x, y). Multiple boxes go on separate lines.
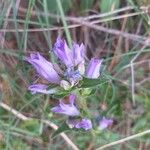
top-left (36, 0), bottom-right (72, 25)
top-left (80, 0), bottom-right (94, 11)
top-left (52, 87), bottom-right (76, 99)
top-left (100, 0), bottom-right (120, 13)
top-left (51, 122), bottom-right (70, 138)
top-left (52, 88), bottom-right (71, 99)
top-left (80, 76), bottom-right (108, 88)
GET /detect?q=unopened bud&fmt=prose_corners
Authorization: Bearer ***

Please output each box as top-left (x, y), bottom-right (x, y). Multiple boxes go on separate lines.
top-left (60, 80), bottom-right (71, 90)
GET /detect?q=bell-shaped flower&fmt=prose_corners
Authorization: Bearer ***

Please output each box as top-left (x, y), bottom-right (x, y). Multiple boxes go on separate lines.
top-left (53, 37), bottom-right (73, 67)
top-left (51, 94), bottom-right (80, 116)
top-left (28, 84), bottom-right (57, 94)
top-left (86, 58), bottom-right (103, 79)
top-left (25, 53), bottom-right (60, 84)
top-left (98, 117), bottom-right (113, 130)
top-left (72, 43), bottom-right (84, 65)
top-left (72, 43), bottom-right (85, 75)
top-left (67, 118), bottom-right (92, 130)
top-left (75, 118), bottom-right (92, 130)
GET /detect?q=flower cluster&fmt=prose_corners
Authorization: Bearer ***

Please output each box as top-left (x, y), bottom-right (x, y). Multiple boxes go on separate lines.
top-left (25, 37), bottom-right (103, 94)
top-left (51, 94), bottom-right (92, 130)
top-left (26, 36), bottom-right (113, 131)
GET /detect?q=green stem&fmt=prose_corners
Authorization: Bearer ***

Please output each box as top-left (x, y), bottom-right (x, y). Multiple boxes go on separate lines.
top-left (75, 90), bottom-right (91, 118)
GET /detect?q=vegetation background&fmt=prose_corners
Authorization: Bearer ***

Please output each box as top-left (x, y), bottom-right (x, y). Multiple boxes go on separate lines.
top-left (0, 0), bottom-right (150, 149)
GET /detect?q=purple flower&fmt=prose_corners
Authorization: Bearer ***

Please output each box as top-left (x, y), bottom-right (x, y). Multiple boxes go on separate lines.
top-left (67, 118), bottom-right (92, 130)
top-left (51, 94), bottom-right (80, 116)
top-left (86, 58), bottom-right (103, 79)
top-left (64, 68), bottom-right (82, 86)
top-left (72, 43), bottom-right (85, 66)
top-left (25, 53), bottom-right (60, 84)
top-left (75, 118), bottom-right (92, 130)
top-left (98, 117), bottom-right (113, 130)
top-left (28, 84), bottom-right (57, 94)
top-left (53, 37), bottom-right (73, 67)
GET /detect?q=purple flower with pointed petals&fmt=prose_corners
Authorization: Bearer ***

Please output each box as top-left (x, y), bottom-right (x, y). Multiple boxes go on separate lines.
top-left (72, 43), bottom-right (85, 66)
top-left (53, 37), bottom-right (73, 67)
top-left (86, 58), bottom-right (103, 79)
top-left (28, 84), bottom-right (57, 94)
top-left (51, 94), bottom-right (80, 116)
top-left (98, 117), bottom-right (113, 130)
top-left (75, 118), bottom-right (92, 130)
top-left (67, 118), bottom-right (92, 130)
top-left (25, 53), bottom-right (60, 84)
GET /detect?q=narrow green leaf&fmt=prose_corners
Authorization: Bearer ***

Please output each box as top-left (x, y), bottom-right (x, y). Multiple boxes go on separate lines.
top-left (52, 91), bottom-right (70, 99)
top-left (80, 0), bottom-right (94, 10)
top-left (100, 0), bottom-right (120, 13)
top-left (80, 76), bottom-right (108, 88)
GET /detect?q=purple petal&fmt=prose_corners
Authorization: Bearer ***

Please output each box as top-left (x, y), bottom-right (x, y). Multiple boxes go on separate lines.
top-left (98, 117), bottom-right (113, 130)
top-left (53, 37), bottom-right (73, 67)
top-left (86, 58), bottom-right (103, 79)
top-left (26, 53), bottom-right (60, 84)
top-left (75, 118), bottom-right (92, 130)
top-left (67, 118), bottom-right (92, 130)
top-left (28, 84), bottom-right (57, 94)
top-left (72, 43), bottom-right (85, 66)
top-left (30, 53), bottom-right (38, 59)
top-left (51, 95), bottom-right (80, 116)
top-left (69, 94), bottom-right (76, 105)
top-left (66, 119), bottom-right (79, 128)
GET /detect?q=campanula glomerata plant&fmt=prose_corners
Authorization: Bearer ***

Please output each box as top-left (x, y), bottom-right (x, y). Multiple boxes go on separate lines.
top-left (25, 36), bottom-right (113, 134)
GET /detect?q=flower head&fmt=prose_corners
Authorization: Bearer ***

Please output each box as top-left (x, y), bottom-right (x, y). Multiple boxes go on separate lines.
top-left (51, 94), bottom-right (80, 116)
top-left (98, 117), bottom-right (113, 130)
top-left (67, 118), bottom-right (92, 130)
top-left (75, 118), bottom-right (92, 130)
top-left (64, 67), bottom-right (82, 86)
top-left (86, 58), bottom-right (103, 79)
top-left (25, 53), bottom-right (60, 84)
top-left (26, 36), bottom-right (103, 94)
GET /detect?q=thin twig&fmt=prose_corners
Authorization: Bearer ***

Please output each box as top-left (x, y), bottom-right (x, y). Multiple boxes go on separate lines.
top-left (130, 41), bottom-right (149, 106)
top-left (136, 77), bottom-right (150, 86)
top-left (0, 24), bottom-right (80, 32)
top-left (108, 11), bottom-right (128, 71)
top-left (95, 129), bottom-right (150, 150)
top-left (0, 102), bottom-right (79, 150)
top-left (0, 23), bottom-right (147, 45)
top-left (4, 10), bottom-right (147, 26)
top-left (0, 102), bottom-right (28, 121)
top-left (18, 5), bottom-right (150, 22)
top-left (91, 11), bottom-right (147, 24)
top-left (114, 59), bottom-right (150, 77)
top-left (0, 7), bottom-right (149, 45)
top-left (84, 6), bottom-right (135, 20)
top-left (0, 130), bottom-right (44, 145)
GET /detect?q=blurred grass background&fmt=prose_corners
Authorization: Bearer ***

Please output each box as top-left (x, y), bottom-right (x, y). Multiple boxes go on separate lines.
top-left (0, 0), bottom-right (150, 149)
